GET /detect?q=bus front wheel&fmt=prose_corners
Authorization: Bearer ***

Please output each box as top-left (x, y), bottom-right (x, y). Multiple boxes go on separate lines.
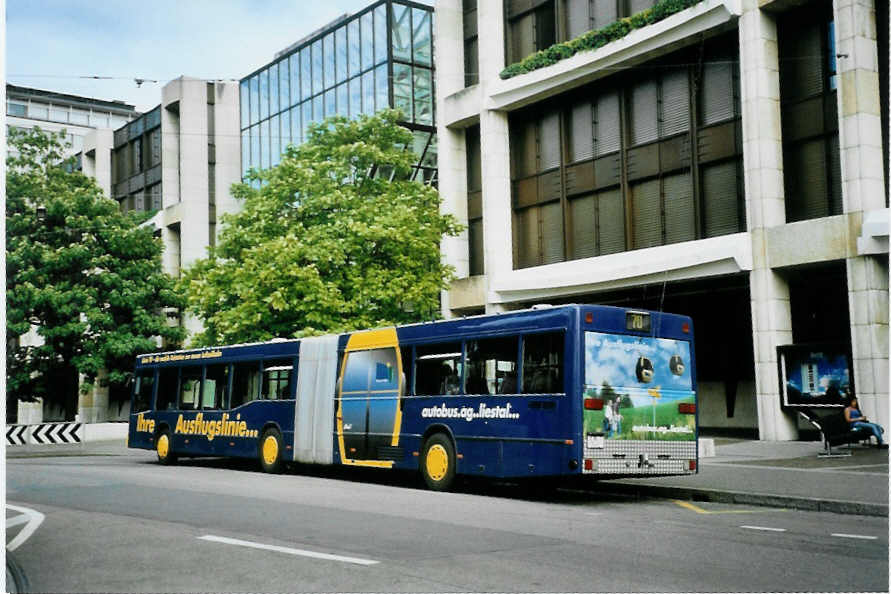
top-left (156, 429), bottom-right (176, 465)
top-left (421, 433), bottom-right (456, 491)
top-left (259, 428), bottom-right (283, 473)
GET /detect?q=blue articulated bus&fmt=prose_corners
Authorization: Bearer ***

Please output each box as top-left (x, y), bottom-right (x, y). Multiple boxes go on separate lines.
top-left (129, 304), bottom-right (698, 490)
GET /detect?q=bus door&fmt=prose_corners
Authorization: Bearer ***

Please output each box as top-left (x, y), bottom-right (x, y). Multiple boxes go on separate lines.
top-left (338, 335), bottom-right (403, 465)
top-left (365, 347), bottom-right (400, 459)
top-left (340, 350), bottom-right (372, 459)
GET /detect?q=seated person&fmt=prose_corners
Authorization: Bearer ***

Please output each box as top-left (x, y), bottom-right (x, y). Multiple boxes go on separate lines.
top-left (844, 396), bottom-right (887, 448)
top-left (499, 371), bottom-right (517, 394)
top-left (440, 363), bottom-right (461, 395)
top-left (465, 373), bottom-right (489, 395)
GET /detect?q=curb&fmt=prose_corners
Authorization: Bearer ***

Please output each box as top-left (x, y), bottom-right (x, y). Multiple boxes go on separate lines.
top-left (6, 550), bottom-right (31, 594)
top-left (596, 483), bottom-right (889, 517)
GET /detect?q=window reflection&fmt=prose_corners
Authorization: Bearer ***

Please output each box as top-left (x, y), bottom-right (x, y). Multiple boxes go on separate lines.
top-left (270, 62), bottom-right (279, 115)
top-left (361, 12), bottom-right (374, 71)
top-left (413, 8), bottom-right (432, 66)
top-left (392, 3), bottom-right (412, 62)
top-left (259, 69), bottom-right (269, 121)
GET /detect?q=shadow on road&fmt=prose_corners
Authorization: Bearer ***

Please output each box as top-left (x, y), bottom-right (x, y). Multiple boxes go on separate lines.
top-left (161, 455), bottom-right (643, 505)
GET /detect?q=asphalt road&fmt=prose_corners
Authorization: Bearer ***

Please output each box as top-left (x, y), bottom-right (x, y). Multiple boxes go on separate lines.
top-left (6, 450), bottom-right (889, 593)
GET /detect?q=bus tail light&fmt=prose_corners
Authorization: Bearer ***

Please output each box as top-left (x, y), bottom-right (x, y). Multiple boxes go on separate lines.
top-left (689, 460), bottom-right (697, 471)
top-left (584, 459), bottom-right (593, 471)
top-left (682, 322), bottom-right (690, 334)
top-left (678, 403), bottom-right (696, 414)
top-left (585, 312), bottom-right (593, 323)
top-left (584, 398), bottom-right (604, 410)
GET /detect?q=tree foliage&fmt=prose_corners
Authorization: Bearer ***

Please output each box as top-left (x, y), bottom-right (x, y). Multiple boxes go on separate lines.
top-left (6, 128), bottom-right (185, 417)
top-left (181, 110), bottom-right (462, 346)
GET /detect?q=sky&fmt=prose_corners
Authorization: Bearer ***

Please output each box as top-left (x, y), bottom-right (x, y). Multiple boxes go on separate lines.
top-left (6, 0), bottom-right (431, 113)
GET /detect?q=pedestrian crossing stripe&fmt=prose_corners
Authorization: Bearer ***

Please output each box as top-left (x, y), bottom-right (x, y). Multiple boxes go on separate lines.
top-left (5, 422), bottom-right (82, 446)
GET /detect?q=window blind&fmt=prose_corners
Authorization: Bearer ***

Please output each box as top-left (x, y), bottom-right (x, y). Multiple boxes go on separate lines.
top-left (702, 160), bottom-right (740, 236)
top-left (570, 194), bottom-right (597, 259)
top-left (632, 179), bottom-right (662, 249)
top-left (663, 172), bottom-right (696, 244)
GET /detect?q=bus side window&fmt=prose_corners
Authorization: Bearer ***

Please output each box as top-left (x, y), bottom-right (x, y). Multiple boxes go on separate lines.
top-left (414, 342), bottom-right (462, 396)
top-left (133, 370), bottom-right (155, 413)
top-left (179, 366), bottom-right (203, 410)
top-left (203, 364), bottom-right (229, 409)
top-left (522, 332), bottom-right (565, 394)
top-left (261, 358), bottom-right (294, 400)
top-left (231, 361), bottom-right (260, 408)
top-left (401, 347), bottom-right (413, 396)
top-left (466, 336), bottom-right (518, 395)
top-left (156, 367), bottom-right (179, 411)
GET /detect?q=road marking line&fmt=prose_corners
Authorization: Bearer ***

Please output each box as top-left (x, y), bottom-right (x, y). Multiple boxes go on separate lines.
top-left (6, 515), bottom-right (30, 529)
top-left (6, 504), bottom-right (45, 551)
top-left (740, 525), bottom-right (786, 532)
top-left (198, 535), bottom-right (379, 566)
top-left (672, 500), bottom-right (788, 515)
top-left (831, 533), bottom-right (878, 540)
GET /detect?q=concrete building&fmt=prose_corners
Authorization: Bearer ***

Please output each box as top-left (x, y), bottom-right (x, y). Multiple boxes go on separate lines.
top-left (74, 76), bottom-right (242, 422)
top-left (435, 0), bottom-right (888, 439)
top-left (240, 0), bottom-right (437, 183)
top-left (6, 83), bottom-right (138, 159)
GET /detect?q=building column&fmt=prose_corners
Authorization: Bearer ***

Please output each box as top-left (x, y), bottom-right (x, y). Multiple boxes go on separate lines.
top-left (477, 0), bottom-right (513, 314)
top-left (846, 257), bottom-right (889, 421)
top-left (439, 125), bottom-right (470, 318)
top-left (436, 0), bottom-right (469, 319)
top-left (78, 369), bottom-right (108, 423)
top-left (739, 2), bottom-right (798, 440)
top-left (834, 0), bottom-right (889, 422)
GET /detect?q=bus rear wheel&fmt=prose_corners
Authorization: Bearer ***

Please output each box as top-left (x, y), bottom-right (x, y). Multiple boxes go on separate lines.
top-left (156, 429), bottom-right (176, 465)
top-left (259, 428), bottom-right (283, 473)
top-left (421, 433), bottom-right (456, 491)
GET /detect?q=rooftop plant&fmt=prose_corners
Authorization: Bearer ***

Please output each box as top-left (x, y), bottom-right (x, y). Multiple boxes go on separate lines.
top-left (500, 0), bottom-right (705, 80)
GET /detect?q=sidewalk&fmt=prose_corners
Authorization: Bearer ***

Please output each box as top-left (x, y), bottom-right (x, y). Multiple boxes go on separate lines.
top-left (601, 438), bottom-right (889, 517)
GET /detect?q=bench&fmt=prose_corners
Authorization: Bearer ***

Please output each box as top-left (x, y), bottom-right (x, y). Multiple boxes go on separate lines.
top-left (798, 409), bottom-right (869, 457)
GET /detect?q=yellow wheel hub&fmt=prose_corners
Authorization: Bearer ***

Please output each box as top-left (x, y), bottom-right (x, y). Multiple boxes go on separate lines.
top-left (425, 444), bottom-right (449, 481)
top-left (157, 434), bottom-right (169, 459)
top-left (262, 435), bottom-right (279, 465)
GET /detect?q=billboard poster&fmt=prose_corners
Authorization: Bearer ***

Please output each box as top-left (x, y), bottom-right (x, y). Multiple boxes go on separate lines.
top-left (777, 344), bottom-right (852, 408)
top-left (583, 332), bottom-right (695, 442)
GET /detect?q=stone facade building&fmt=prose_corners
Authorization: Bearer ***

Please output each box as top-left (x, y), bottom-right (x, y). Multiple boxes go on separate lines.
top-left (435, 0), bottom-right (888, 438)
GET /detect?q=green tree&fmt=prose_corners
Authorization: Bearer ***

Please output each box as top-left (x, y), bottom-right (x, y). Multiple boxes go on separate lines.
top-left (181, 110), bottom-right (461, 345)
top-left (6, 128), bottom-right (186, 420)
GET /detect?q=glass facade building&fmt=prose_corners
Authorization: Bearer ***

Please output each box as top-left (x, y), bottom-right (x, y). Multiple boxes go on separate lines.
top-left (239, 0), bottom-right (436, 184)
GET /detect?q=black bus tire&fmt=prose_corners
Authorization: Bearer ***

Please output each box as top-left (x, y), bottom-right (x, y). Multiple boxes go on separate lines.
top-left (421, 433), bottom-right (456, 491)
top-left (259, 427), bottom-right (284, 474)
top-left (156, 428), bottom-right (176, 465)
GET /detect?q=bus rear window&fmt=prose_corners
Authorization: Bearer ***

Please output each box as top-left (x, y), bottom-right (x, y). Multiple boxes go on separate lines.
top-left (522, 332), bottom-right (564, 394)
